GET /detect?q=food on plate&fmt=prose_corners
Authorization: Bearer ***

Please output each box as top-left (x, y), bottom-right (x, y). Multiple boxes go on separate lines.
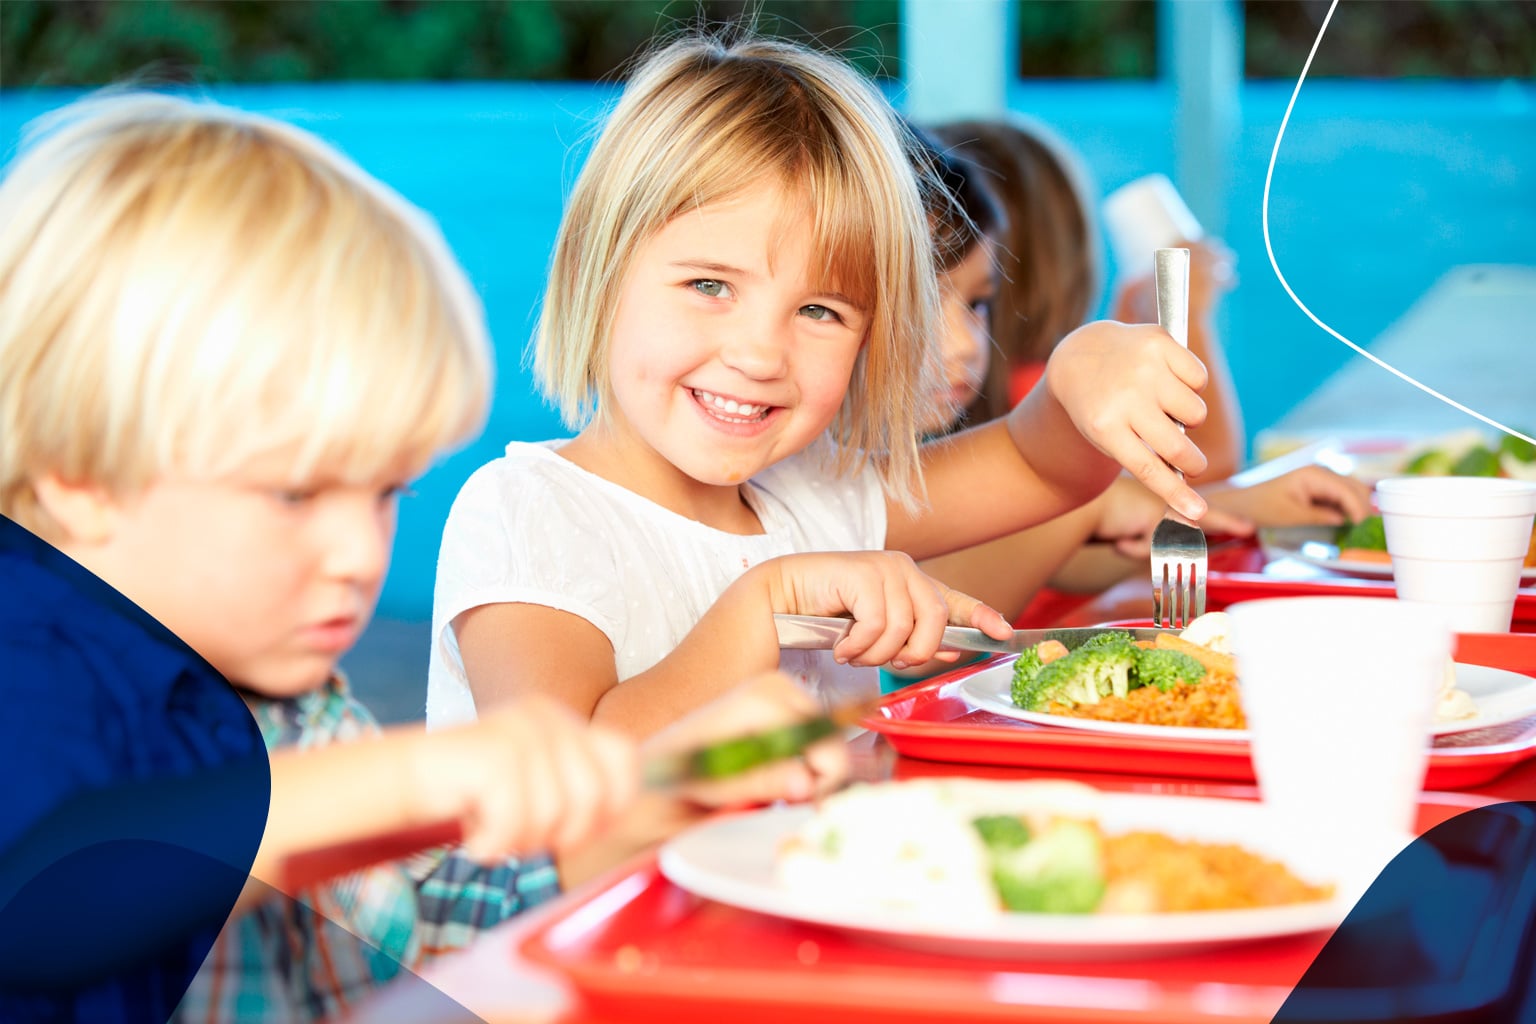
top-left (776, 779), bottom-right (1334, 917)
top-left (1398, 428), bottom-right (1536, 482)
top-left (1335, 512), bottom-right (1536, 569)
top-left (1010, 612), bottom-right (1475, 728)
top-left (1334, 515), bottom-right (1394, 565)
top-left (1437, 661), bottom-right (1476, 721)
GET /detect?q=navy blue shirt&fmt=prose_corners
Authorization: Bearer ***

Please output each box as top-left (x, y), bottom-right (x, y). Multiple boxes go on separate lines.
top-left (0, 515), bottom-right (268, 1022)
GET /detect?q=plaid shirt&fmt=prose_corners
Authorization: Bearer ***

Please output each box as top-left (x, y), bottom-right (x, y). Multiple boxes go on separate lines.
top-left (175, 675), bottom-right (560, 1023)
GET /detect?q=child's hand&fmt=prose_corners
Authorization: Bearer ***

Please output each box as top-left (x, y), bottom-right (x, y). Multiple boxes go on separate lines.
top-left (415, 697), bottom-right (639, 862)
top-left (1204, 465), bottom-right (1375, 528)
top-left (646, 672), bottom-right (849, 808)
top-left (1045, 320), bottom-right (1209, 520)
top-left (553, 673), bottom-right (851, 890)
top-left (763, 551), bottom-right (1011, 669)
top-left (1093, 476), bottom-right (1255, 559)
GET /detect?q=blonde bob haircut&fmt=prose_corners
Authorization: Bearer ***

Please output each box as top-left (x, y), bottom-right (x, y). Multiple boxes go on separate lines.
top-left (0, 92), bottom-right (492, 540)
top-left (532, 33), bottom-right (943, 508)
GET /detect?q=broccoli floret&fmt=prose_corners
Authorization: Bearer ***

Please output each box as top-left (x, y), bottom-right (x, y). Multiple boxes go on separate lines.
top-left (1077, 630), bottom-right (1136, 652)
top-left (972, 814), bottom-right (1031, 851)
top-left (1010, 644), bottom-right (1050, 705)
top-left (1451, 445), bottom-right (1502, 477)
top-left (1404, 449), bottom-right (1455, 475)
top-left (1335, 514), bottom-right (1387, 551)
top-left (1499, 433), bottom-right (1536, 464)
top-left (1135, 647), bottom-right (1207, 692)
top-left (1015, 644), bottom-right (1137, 711)
top-left (989, 819), bottom-right (1105, 914)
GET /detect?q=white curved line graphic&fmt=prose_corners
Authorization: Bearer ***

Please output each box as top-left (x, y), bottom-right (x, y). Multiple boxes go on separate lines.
top-left (1262, 0), bottom-right (1536, 448)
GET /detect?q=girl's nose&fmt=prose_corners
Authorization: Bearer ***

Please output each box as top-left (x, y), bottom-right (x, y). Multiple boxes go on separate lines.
top-left (719, 321), bottom-right (789, 380)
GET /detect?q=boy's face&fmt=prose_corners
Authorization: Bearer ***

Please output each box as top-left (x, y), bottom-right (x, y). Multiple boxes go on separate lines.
top-left (600, 180), bottom-right (869, 488)
top-left (69, 453), bottom-right (409, 697)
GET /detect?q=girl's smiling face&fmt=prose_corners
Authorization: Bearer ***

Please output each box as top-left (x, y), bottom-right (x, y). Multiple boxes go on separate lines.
top-left (926, 238), bottom-right (998, 435)
top-left (592, 180), bottom-right (869, 509)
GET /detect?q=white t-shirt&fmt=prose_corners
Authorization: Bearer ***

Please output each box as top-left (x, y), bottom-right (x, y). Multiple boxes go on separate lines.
top-left (426, 440), bottom-right (888, 727)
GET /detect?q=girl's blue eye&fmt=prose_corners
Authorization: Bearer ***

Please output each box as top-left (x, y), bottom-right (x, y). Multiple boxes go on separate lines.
top-left (692, 279), bottom-right (727, 298)
top-left (969, 298), bottom-right (992, 317)
top-left (273, 488), bottom-right (317, 507)
top-left (800, 304), bottom-right (842, 323)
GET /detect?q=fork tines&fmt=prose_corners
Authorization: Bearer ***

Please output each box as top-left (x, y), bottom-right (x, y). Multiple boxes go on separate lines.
top-left (1150, 519), bottom-right (1207, 629)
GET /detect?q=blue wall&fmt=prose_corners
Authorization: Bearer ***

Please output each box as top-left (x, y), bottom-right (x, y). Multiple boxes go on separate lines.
top-left (4, 78), bottom-right (1532, 618)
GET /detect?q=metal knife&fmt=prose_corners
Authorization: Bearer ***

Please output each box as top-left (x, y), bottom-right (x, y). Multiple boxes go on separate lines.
top-left (774, 613), bottom-right (1175, 656)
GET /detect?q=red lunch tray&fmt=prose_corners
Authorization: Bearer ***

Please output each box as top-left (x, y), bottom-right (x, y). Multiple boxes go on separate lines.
top-left (518, 797), bottom-right (1536, 1024)
top-left (1204, 541), bottom-right (1536, 632)
top-left (862, 632), bottom-right (1536, 789)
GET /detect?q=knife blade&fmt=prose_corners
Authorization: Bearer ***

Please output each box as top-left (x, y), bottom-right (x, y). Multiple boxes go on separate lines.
top-left (774, 613), bottom-right (1176, 656)
top-left (641, 695), bottom-right (876, 789)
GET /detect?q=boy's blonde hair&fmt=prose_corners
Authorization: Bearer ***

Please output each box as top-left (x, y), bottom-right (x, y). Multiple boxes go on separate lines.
top-left (0, 93), bottom-right (492, 539)
top-left (533, 33), bottom-right (941, 506)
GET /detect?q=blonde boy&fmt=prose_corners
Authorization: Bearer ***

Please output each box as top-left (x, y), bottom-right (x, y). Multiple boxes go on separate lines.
top-left (0, 93), bottom-right (838, 1023)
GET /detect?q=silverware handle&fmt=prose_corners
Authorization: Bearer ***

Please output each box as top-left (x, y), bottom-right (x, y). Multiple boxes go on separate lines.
top-left (1154, 247), bottom-right (1190, 352)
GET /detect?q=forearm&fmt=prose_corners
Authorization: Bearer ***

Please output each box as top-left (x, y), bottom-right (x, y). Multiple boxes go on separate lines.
top-left (245, 733), bottom-right (423, 895)
top-left (1007, 377), bottom-right (1121, 505)
top-left (920, 498), bottom-right (1102, 621)
top-left (592, 570), bottom-right (784, 739)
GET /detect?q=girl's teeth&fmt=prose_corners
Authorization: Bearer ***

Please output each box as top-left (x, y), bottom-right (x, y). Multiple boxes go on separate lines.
top-left (695, 389), bottom-right (766, 418)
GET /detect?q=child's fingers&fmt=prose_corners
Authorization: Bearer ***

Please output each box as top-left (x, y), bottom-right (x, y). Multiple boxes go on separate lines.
top-left (1162, 337), bottom-right (1210, 391)
top-left (1198, 505), bottom-right (1254, 538)
top-left (1156, 377), bottom-right (1208, 431)
top-left (1113, 437), bottom-right (1207, 521)
top-left (943, 587), bottom-right (1012, 640)
top-left (888, 574), bottom-right (953, 669)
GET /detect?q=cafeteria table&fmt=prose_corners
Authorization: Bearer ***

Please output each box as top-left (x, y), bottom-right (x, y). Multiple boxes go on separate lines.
top-left (351, 596), bottom-right (1536, 1023)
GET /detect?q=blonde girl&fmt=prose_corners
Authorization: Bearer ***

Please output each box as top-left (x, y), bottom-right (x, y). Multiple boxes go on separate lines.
top-left (430, 33), bottom-right (1214, 737)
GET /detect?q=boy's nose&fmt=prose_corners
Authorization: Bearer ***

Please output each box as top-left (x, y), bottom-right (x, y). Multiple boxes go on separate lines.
top-left (321, 504), bottom-right (392, 587)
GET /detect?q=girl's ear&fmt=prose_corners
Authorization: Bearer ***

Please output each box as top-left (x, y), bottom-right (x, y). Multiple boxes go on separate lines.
top-left (31, 473), bottom-right (121, 545)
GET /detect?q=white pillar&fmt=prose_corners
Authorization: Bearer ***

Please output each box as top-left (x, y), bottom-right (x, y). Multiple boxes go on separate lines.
top-left (901, 0), bottom-right (1014, 123)
top-left (1161, 0), bottom-right (1243, 236)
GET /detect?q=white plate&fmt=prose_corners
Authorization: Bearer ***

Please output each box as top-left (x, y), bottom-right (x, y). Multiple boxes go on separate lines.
top-left (1259, 525), bottom-right (1536, 584)
top-left (658, 787), bottom-right (1363, 959)
top-left (958, 659), bottom-right (1536, 742)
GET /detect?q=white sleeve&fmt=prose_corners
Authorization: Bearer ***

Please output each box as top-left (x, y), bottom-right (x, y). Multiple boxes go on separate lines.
top-left (752, 443), bottom-right (889, 551)
top-left (427, 460), bottom-right (625, 726)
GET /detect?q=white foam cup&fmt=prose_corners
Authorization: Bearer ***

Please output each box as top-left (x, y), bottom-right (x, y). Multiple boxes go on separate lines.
top-left (1227, 596), bottom-right (1452, 888)
top-left (1376, 476), bottom-right (1536, 633)
top-left (1101, 173), bottom-right (1203, 281)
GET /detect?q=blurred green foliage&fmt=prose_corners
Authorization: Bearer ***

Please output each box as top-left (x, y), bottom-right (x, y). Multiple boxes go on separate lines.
top-left (1, 1), bottom-right (1530, 88)
top-left (1015, 1), bottom-right (1155, 78)
top-left (1245, 0), bottom-right (1536, 78)
top-left (0, 0), bottom-right (900, 86)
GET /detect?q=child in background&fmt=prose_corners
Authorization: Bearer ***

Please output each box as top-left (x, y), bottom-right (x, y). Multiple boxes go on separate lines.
top-left (0, 92), bottom-right (843, 1024)
top-left (910, 125), bottom-right (1372, 622)
top-left (429, 31), bottom-right (1218, 739)
top-left (931, 114), bottom-right (1245, 479)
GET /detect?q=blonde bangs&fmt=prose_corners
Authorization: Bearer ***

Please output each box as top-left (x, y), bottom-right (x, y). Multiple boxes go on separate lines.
top-left (534, 33), bottom-right (940, 506)
top-left (0, 93), bottom-right (490, 533)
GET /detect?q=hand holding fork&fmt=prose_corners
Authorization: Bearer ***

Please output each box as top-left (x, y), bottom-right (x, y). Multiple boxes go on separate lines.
top-left (1149, 247), bottom-right (1208, 628)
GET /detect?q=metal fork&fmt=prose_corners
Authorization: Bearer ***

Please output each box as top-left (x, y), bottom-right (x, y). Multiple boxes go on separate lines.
top-left (1149, 247), bottom-right (1208, 628)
